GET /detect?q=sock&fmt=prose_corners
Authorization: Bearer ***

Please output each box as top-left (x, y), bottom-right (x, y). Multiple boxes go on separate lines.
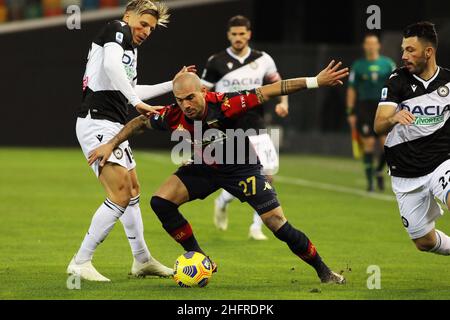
top-left (216, 189), bottom-right (235, 209)
top-left (120, 195), bottom-right (151, 263)
top-left (75, 199), bottom-right (125, 264)
top-left (250, 212), bottom-right (263, 230)
top-left (150, 196), bottom-right (205, 255)
top-left (430, 229), bottom-right (450, 255)
top-left (363, 152), bottom-right (374, 189)
top-left (376, 152), bottom-right (386, 174)
top-left (274, 222), bottom-right (330, 279)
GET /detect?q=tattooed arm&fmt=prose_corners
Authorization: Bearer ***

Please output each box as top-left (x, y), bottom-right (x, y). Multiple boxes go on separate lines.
top-left (87, 115), bottom-right (152, 167)
top-left (255, 60), bottom-right (349, 103)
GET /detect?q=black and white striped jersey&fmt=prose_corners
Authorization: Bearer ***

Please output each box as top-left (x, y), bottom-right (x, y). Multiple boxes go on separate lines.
top-left (78, 20), bottom-right (139, 124)
top-left (379, 66), bottom-right (450, 177)
top-left (201, 48), bottom-right (280, 130)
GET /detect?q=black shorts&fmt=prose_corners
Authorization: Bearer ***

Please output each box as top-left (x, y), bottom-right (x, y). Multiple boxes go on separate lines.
top-left (174, 163), bottom-right (280, 215)
top-left (355, 100), bottom-right (378, 137)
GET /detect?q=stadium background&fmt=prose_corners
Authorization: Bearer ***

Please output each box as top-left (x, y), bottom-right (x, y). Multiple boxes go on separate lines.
top-left (2, 0), bottom-right (450, 155)
top-left (1, 0), bottom-right (450, 301)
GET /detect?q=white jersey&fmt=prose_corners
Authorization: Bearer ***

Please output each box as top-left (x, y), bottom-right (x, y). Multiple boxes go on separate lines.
top-left (78, 20), bottom-right (139, 124)
top-left (201, 47), bottom-right (280, 92)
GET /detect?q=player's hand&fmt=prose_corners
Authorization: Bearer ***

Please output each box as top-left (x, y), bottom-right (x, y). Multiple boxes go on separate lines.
top-left (88, 143), bottom-right (114, 167)
top-left (316, 60), bottom-right (349, 87)
top-left (390, 109), bottom-right (416, 125)
top-left (174, 65), bottom-right (197, 80)
top-left (136, 103), bottom-right (163, 117)
top-left (347, 114), bottom-right (357, 129)
top-left (275, 103), bottom-right (289, 117)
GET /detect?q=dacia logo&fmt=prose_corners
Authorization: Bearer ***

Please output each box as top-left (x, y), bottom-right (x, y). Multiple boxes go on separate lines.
top-left (400, 103), bottom-right (450, 116)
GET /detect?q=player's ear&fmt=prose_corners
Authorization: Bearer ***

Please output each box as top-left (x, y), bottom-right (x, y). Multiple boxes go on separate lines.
top-left (247, 30), bottom-right (252, 40)
top-left (123, 11), bottom-right (130, 23)
top-left (201, 86), bottom-right (207, 96)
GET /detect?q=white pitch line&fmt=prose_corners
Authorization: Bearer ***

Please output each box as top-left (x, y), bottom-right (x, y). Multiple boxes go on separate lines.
top-left (276, 176), bottom-right (396, 202)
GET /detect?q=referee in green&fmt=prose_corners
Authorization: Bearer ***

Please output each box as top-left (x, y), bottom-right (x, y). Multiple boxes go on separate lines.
top-left (347, 32), bottom-right (396, 192)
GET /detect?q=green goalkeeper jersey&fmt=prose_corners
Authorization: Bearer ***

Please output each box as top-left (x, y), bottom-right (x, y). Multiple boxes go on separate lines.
top-left (348, 55), bottom-right (396, 101)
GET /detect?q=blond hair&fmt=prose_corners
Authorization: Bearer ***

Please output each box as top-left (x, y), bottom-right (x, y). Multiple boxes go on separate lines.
top-left (125, 0), bottom-right (170, 27)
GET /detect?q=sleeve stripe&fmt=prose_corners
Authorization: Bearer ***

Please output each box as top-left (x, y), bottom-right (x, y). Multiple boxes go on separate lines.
top-left (378, 102), bottom-right (398, 107)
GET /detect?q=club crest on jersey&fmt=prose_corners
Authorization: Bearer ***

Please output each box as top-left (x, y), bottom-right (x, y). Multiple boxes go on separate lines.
top-left (227, 62), bottom-right (233, 70)
top-left (115, 32), bottom-right (124, 44)
top-left (113, 148), bottom-right (123, 160)
top-left (438, 86), bottom-right (449, 97)
top-left (250, 61), bottom-right (258, 70)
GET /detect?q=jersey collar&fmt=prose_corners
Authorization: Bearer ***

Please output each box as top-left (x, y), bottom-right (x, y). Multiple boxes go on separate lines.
top-left (412, 66), bottom-right (440, 89)
top-left (226, 47), bottom-right (252, 64)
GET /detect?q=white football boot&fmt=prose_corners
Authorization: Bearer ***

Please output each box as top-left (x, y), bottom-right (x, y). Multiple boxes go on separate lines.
top-left (214, 198), bottom-right (228, 231)
top-left (131, 258), bottom-right (174, 278)
top-left (67, 256), bottom-right (110, 282)
top-left (249, 226), bottom-right (268, 240)
top-left (321, 271), bottom-right (346, 284)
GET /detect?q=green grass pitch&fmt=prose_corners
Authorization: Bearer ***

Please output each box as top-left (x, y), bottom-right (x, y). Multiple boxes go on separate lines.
top-left (1, 147), bottom-right (449, 300)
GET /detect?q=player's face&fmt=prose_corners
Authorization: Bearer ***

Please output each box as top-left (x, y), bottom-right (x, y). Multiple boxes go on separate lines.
top-left (401, 37), bottom-right (429, 75)
top-left (174, 87), bottom-right (207, 120)
top-left (227, 26), bottom-right (251, 52)
top-left (124, 12), bottom-right (157, 46)
top-left (363, 36), bottom-right (380, 57)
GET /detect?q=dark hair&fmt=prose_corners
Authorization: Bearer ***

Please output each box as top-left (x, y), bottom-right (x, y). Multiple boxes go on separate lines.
top-left (403, 21), bottom-right (438, 48)
top-left (227, 15), bottom-right (251, 30)
top-left (363, 31), bottom-right (380, 41)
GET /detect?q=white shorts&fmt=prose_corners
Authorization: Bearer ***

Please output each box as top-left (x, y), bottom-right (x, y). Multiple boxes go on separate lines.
top-left (248, 133), bottom-right (279, 175)
top-left (392, 159), bottom-right (450, 239)
top-left (76, 114), bottom-right (136, 177)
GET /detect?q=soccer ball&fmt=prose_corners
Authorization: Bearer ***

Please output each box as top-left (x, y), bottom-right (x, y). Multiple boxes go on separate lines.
top-left (173, 251), bottom-right (213, 287)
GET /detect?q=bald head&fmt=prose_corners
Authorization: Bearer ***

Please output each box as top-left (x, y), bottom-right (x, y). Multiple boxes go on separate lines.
top-left (173, 72), bottom-right (202, 93)
top-left (173, 72), bottom-right (207, 120)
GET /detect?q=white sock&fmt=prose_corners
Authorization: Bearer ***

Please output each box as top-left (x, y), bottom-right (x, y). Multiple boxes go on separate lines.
top-left (75, 199), bottom-right (125, 264)
top-left (119, 195), bottom-right (151, 263)
top-left (216, 189), bottom-right (235, 209)
top-left (430, 229), bottom-right (450, 255)
top-left (250, 212), bottom-right (263, 230)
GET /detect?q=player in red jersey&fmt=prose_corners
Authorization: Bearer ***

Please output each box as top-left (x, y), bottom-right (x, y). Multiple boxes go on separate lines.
top-left (88, 61), bottom-right (349, 284)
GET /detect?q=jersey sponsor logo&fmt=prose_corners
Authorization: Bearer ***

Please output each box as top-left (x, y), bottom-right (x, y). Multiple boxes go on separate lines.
top-left (438, 86), bottom-right (449, 97)
top-left (222, 78), bottom-right (263, 90)
top-left (122, 53), bottom-right (134, 66)
top-left (400, 103), bottom-right (450, 116)
top-left (240, 95), bottom-right (247, 109)
top-left (381, 87), bottom-right (388, 99)
top-left (115, 32), bottom-right (124, 44)
top-left (400, 103), bottom-right (450, 126)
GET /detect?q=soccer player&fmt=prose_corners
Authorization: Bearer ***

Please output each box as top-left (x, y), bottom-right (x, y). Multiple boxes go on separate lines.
top-left (68, 0), bottom-right (193, 281)
top-left (201, 15), bottom-right (289, 240)
top-left (347, 33), bottom-right (396, 192)
top-left (375, 22), bottom-right (450, 256)
top-left (88, 60), bottom-right (349, 284)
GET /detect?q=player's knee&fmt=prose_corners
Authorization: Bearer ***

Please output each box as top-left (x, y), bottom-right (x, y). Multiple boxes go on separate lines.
top-left (414, 238), bottom-right (436, 252)
top-left (131, 182), bottom-right (141, 197)
top-left (261, 211), bottom-right (286, 232)
top-left (111, 183), bottom-right (132, 207)
top-left (150, 196), bottom-right (178, 215)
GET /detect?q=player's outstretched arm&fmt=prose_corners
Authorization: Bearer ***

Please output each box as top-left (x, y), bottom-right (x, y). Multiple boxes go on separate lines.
top-left (256, 60), bottom-right (349, 103)
top-left (87, 115), bottom-right (154, 167)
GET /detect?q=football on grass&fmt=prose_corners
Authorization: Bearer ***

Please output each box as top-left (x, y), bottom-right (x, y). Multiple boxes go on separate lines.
top-left (173, 251), bottom-right (213, 287)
